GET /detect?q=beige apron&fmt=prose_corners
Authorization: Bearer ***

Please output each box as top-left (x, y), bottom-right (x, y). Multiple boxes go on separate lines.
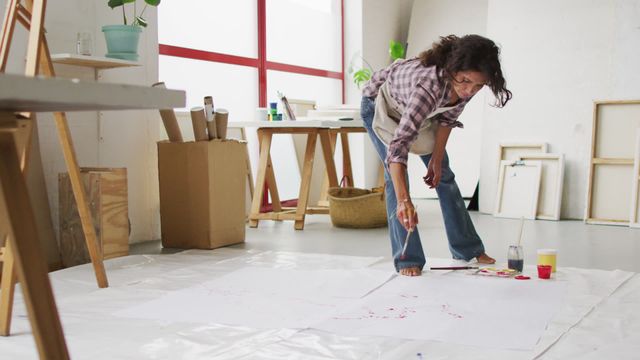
top-left (372, 81), bottom-right (455, 155)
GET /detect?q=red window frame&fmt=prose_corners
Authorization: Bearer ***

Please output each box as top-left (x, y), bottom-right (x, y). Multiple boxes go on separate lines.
top-left (159, 0), bottom-right (345, 105)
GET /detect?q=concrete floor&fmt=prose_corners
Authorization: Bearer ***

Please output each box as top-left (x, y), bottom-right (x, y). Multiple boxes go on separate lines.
top-left (132, 199), bottom-right (640, 273)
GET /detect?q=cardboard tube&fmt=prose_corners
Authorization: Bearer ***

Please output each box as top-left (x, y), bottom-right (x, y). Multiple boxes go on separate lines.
top-left (204, 96), bottom-right (214, 121)
top-left (214, 109), bottom-right (229, 140)
top-left (190, 106), bottom-right (209, 141)
top-left (206, 120), bottom-right (217, 140)
top-left (152, 82), bottom-right (183, 142)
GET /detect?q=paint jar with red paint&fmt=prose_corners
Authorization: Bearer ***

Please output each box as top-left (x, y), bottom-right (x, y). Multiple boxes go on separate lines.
top-left (537, 265), bottom-right (552, 279)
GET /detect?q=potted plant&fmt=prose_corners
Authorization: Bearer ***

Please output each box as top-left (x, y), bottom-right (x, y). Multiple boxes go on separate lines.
top-left (348, 40), bottom-right (406, 88)
top-left (103, 0), bottom-right (161, 61)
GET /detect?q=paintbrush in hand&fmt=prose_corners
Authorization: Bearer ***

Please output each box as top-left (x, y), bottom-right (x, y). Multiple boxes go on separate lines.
top-left (399, 228), bottom-right (413, 260)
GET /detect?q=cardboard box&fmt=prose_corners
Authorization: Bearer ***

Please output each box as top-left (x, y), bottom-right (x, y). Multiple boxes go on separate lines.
top-left (59, 167), bottom-right (129, 267)
top-left (158, 139), bottom-right (246, 249)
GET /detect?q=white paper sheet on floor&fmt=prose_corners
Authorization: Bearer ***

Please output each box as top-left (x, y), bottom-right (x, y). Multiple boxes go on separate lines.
top-left (114, 267), bottom-right (394, 329)
top-left (2, 249), bottom-right (636, 359)
top-left (312, 273), bottom-right (567, 350)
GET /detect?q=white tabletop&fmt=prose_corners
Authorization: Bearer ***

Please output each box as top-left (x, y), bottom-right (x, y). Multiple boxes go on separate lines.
top-left (229, 118), bottom-right (364, 129)
top-left (0, 73), bottom-right (185, 112)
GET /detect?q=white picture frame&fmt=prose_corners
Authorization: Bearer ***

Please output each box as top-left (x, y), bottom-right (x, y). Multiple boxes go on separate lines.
top-left (494, 160), bottom-right (542, 220)
top-left (630, 130), bottom-right (640, 228)
top-left (518, 154), bottom-right (565, 221)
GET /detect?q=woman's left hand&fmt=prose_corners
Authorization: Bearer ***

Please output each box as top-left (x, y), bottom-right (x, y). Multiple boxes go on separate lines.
top-left (424, 157), bottom-right (442, 188)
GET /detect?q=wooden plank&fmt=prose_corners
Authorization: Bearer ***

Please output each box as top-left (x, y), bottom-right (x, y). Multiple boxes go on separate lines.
top-left (594, 100), bottom-right (640, 105)
top-left (250, 212), bottom-right (303, 221)
top-left (0, 127), bottom-right (69, 359)
top-left (294, 131), bottom-right (318, 230)
top-left (54, 112), bottom-right (108, 288)
top-left (249, 129), bottom-right (272, 228)
top-left (50, 53), bottom-right (140, 69)
top-left (340, 131), bottom-right (354, 186)
top-left (265, 154), bottom-right (281, 212)
top-left (0, 0), bottom-right (18, 72)
top-left (0, 236), bottom-right (16, 336)
top-left (592, 158), bottom-right (634, 165)
top-left (318, 130), bottom-right (338, 205)
top-left (0, 73), bottom-right (185, 112)
top-left (23, 0), bottom-right (46, 77)
top-left (629, 130), bottom-right (640, 228)
top-left (319, 128), bottom-right (339, 190)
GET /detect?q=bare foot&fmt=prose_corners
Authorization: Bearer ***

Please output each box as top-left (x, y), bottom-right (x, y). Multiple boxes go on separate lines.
top-left (477, 253), bottom-right (496, 264)
top-left (399, 266), bottom-right (422, 276)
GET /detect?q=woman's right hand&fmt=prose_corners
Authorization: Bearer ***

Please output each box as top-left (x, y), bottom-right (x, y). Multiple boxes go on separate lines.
top-left (397, 198), bottom-right (418, 231)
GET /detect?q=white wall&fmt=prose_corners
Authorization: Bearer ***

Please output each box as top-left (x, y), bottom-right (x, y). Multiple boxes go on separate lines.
top-left (1, 0), bottom-right (161, 243)
top-left (406, 0), bottom-right (488, 198)
top-left (480, 0), bottom-right (640, 219)
top-left (348, 0), bottom-right (415, 189)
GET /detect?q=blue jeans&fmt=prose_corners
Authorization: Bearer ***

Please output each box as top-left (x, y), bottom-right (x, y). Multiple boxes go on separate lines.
top-left (360, 96), bottom-right (486, 271)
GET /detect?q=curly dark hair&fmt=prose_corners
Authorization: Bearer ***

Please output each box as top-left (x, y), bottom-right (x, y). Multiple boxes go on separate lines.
top-left (419, 34), bottom-right (512, 107)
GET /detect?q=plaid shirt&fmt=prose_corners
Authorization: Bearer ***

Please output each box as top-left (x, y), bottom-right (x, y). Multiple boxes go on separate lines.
top-left (363, 58), bottom-right (470, 165)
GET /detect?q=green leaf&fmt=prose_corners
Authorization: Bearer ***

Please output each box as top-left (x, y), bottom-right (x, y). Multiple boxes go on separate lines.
top-left (145, 0), bottom-right (161, 5)
top-left (389, 40), bottom-right (406, 61)
top-left (134, 16), bottom-right (148, 27)
top-left (353, 68), bottom-right (372, 89)
top-left (107, 0), bottom-right (124, 9)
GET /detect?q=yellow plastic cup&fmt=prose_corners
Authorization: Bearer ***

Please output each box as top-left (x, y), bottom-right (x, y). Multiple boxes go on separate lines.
top-left (537, 249), bottom-right (557, 273)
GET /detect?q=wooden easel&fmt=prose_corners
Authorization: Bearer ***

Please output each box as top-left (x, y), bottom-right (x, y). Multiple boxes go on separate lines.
top-left (0, 0), bottom-right (109, 355)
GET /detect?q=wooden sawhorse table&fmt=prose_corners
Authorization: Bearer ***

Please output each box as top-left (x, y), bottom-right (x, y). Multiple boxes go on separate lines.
top-left (232, 120), bottom-right (366, 230)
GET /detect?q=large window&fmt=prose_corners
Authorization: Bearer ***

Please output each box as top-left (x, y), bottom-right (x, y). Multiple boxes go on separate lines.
top-left (158, 0), bottom-right (344, 112)
top-left (158, 0), bottom-right (344, 200)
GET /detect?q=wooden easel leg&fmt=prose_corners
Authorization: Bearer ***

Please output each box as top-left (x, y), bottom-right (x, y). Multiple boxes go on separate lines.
top-left (0, 121), bottom-right (69, 359)
top-left (0, 237), bottom-right (16, 336)
top-left (340, 132), bottom-right (354, 187)
top-left (0, 116), bottom-right (44, 337)
top-left (294, 130), bottom-right (318, 230)
top-left (265, 154), bottom-right (282, 213)
top-left (318, 129), bottom-right (338, 206)
top-left (319, 129), bottom-right (339, 189)
top-left (239, 128), bottom-right (254, 200)
top-left (0, 0), bottom-right (19, 71)
top-left (53, 112), bottom-right (108, 288)
top-left (249, 129), bottom-right (272, 228)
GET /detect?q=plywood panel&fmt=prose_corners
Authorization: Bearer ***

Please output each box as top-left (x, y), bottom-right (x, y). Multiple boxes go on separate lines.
top-left (595, 103), bottom-right (640, 159)
top-left (590, 164), bottom-right (633, 223)
top-left (59, 168), bottom-right (128, 267)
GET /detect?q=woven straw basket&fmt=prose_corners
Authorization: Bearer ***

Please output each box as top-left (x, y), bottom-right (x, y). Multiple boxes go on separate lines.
top-left (327, 187), bottom-right (388, 228)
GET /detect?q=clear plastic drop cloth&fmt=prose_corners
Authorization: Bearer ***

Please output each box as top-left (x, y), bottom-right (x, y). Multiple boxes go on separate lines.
top-left (0, 248), bottom-right (637, 359)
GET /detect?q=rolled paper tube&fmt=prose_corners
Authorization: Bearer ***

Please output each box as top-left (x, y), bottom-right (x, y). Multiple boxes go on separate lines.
top-left (214, 109), bottom-right (229, 140)
top-left (190, 106), bottom-right (209, 141)
top-left (204, 96), bottom-right (214, 122)
top-left (206, 120), bottom-right (217, 140)
top-left (152, 82), bottom-right (183, 142)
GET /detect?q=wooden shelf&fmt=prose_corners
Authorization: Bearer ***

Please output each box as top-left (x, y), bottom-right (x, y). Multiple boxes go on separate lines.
top-left (0, 73), bottom-right (184, 112)
top-left (50, 53), bottom-right (140, 69)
